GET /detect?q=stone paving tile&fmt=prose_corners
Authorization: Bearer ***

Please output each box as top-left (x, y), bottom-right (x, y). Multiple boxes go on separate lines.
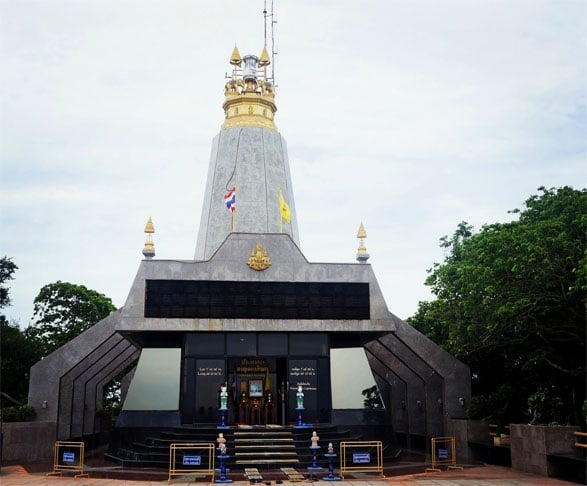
top-left (0, 465), bottom-right (582, 486)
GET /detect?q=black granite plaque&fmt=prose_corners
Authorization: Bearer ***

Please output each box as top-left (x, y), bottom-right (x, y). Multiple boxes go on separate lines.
top-left (288, 359), bottom-right (318, 422)
top-left (194, 359), bottom-right (225, 422)
top-left (145, 280), bottom-right (370, 319)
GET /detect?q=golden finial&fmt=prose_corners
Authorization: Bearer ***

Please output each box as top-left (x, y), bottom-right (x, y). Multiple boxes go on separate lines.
top-left (144, 216), bottom-right (155, 234)
top-left (258, 45), bottom-right (271, 81)
top-left (142, 217), bottom-right (155, 259)
top-left (356, 222), bottom-right (370, 263)
top-left (230, 45), bottom-right (242, 66)
top-left (222, 45), bottom-right (277, 131)
top-left (258, 45), bottom-right (271, 66)
top-left (357, 222), bottom-right (367, 239)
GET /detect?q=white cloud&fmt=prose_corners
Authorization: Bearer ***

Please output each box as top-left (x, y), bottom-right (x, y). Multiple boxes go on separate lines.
top-left (1, 0), bottom-right (585, 325)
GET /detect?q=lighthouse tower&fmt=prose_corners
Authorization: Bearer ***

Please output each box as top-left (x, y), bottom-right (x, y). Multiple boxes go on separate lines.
top-left (195, 45), bottom-right (299, 260)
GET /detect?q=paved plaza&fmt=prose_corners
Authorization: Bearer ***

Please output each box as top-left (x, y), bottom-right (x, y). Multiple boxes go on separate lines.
top-left (0, 464), bottom-right (580, 486)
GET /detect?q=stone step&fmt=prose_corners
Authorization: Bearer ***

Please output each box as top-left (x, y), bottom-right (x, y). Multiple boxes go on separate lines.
top-left (234, 438), bottom-right (294, 443)
top-left (236, 458), bottom-right (300, 465)
top-left (234, 432), bottom-right (293, 437)
top-left (235, 451), bottom-right (298, 457)
top-left (235, 444), bottom-right (296, 451)
top-left (106, 424), bottom-right (358, 471)
top-left (233, 428), bottom-right (299, 465)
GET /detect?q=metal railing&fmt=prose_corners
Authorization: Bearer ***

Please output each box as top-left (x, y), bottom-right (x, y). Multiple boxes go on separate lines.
top-left (426, 436), bottom-right (463, 472)
top-left (47, 441), bottom-right (89, 478)
top-left (574, 431), bottom-right (587, 449)
top-left (339, 440), bottom-right (384, 479)
top-left (168, 442), bottom-right (215, 484)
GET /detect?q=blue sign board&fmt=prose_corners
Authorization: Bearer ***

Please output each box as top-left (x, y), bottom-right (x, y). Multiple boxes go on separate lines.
top-left (62, 452), bottom-right (75, 463)
top-left (352, 452), bottom-right (371, 464)
top-left (438, 448), bottom-right (448, 459)
top-left (183, 455), bottom-right (201, 466)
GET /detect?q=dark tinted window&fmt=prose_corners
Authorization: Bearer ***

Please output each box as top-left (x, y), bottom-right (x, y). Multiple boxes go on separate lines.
top-left (145, 280), bottom-right (370, 320)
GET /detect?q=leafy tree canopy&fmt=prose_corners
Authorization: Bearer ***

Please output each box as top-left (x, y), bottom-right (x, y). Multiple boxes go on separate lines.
top-left (25, 281), bottom-right (116, 357)
top-left (1, 320), bottom-right (42, 403)
top-left (0, 256), bottom-right (18, 322)
top-left (0, 257), bottom-right (38, 403)
top-left (408, 186), bottom-right (586, 424)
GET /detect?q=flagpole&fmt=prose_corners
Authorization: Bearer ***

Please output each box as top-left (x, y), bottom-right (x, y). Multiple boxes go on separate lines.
top-left (224, 185), bottom-right (236, 231)
top-left (278, 188), bottom-right (283, 233)
top-left (278, 188), bottom-right (291, 231)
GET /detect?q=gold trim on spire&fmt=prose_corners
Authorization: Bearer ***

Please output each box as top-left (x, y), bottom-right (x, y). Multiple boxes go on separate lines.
top-left (356, 222), bottom-right (370, 263)
top-left (357, 222), bottom-right (367, 239)
top-left (144, 216), bottom-right (155, 234)
top-left (230, 45), bottom-right (242, 66)
top-left (222, 47), bottom-right (277, 131)
top-left (142, 217), bottom-right (155, 259)
top-left (259, 45), bottom-right (270, 66)
top-left (357, 240), bottom-right (368, 255)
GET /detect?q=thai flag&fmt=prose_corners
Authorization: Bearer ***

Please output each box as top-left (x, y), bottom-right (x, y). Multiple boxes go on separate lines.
top-left (224, 186), bottom-right (236, 212)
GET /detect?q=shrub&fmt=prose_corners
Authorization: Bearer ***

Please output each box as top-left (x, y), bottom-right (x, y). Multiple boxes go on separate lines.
top-left (0, 404), bottom-right (36, 422)
top-left (361, 385), bottom-right (383, 408)
top-left (528, 390), bottom-right (564, 425)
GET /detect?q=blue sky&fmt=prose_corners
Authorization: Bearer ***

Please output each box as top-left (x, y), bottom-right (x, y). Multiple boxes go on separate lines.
top-left (1, 0), bottom-right (585, 326)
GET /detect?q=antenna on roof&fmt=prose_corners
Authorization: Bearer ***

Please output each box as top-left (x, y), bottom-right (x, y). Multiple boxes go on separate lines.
top-left (263, 1), bottom-right (267, 44)
top-left (262, 0), bottom-right (278, 85)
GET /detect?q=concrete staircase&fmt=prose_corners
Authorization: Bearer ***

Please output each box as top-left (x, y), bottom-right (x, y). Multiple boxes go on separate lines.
top-left (105, 424), bottom-right (358, 470)
top-left (233, 428), bottom-right (299, 466)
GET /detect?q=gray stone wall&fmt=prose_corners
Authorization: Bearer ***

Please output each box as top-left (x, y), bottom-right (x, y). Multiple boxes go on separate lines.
top-left (365, 319), bottom-right (471, 442)
top-left (447, 419), bottom-right (490, 461)
top-left (510, 424), bottom-right (579, 476)
top-left (28, 310), bottom-right (139, 440)
top-left (1, 422), bottom-right (56, 463)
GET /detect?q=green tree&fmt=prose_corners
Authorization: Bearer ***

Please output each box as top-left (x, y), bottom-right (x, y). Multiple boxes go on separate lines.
top-left (1, 321), bottom-right (42, 403)
top-left (25, 281), bottom-right (116, 357)
top-left (361, 385), bottom-right (383, 408)
top-left (0, 257), bottom-right (40, 403)
top-left (0, 256), bottom-right (18, 324)
top-left (409, 186), bottom-right (586, 424)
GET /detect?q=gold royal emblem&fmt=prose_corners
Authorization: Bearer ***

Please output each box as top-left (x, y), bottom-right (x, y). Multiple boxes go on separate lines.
top-left (247, 243), bottom-right (271, 271)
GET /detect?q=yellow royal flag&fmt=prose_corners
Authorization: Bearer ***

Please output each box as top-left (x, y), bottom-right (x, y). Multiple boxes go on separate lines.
top-left (264, 368), bottom-right (271, 391)
top-left (279, 189), bottom-right (291, 223)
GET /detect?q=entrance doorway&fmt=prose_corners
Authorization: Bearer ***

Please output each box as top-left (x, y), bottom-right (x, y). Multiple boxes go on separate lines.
top-left (228, 357), bottom-right (287, 425)
top-left (180, 332), bottom-right (332, 425)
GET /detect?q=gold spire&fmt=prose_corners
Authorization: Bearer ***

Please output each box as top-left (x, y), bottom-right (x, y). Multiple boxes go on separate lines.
top-left (258, 45), bottom-right (270, 66)
top-left (144, 216), bottom-right (155, 234)
top-left (230, 45), bottom-right (242, 66)
top-left (356, 222), bottom-right (370, 263)
top-left (222, 46), bottom-right (277, 131)
top-left (357, 222), bottom-right (367, 239)
top-left (142, 217), bottom-right (155, 259)
top-left (357, 240), bottom-right (368, 254)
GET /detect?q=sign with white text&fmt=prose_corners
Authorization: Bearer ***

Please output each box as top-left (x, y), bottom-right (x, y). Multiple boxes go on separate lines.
top-left (183, 455), bottom-right (201, 466)
top-left (62, 452), bottom-right (75, 463)
top-left (353, 452), bottom-right (371, 463)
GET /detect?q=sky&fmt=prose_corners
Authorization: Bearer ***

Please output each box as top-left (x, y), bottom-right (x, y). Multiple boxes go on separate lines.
top-left (1, 0), bottom-right (586, 327)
